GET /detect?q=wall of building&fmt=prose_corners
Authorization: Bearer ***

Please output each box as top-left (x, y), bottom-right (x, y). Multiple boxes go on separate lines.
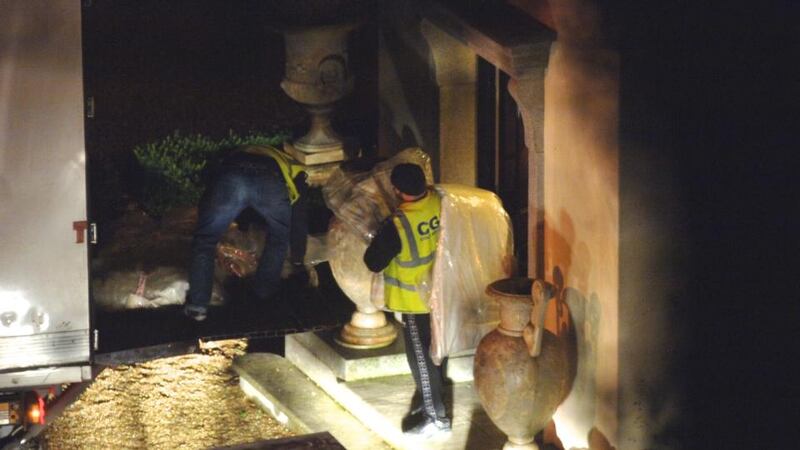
top-left (377, 1), bottom-right (631, 447)
top-left (543, 39), bottom-right (620, 449)
top-left (377, 2), bottom-right (441, 176)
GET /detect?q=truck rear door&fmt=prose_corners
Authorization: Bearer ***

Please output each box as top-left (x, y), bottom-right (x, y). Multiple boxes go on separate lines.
top-left (0, 0), bottom-right (92, 387)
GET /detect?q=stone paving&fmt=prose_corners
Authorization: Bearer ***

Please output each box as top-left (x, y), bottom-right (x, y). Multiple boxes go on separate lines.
top-left (234, 331), bottom-right (511, 450)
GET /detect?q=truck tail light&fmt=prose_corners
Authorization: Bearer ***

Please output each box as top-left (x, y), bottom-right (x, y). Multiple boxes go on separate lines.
top-left (26, 396), bottom-right (45, 425)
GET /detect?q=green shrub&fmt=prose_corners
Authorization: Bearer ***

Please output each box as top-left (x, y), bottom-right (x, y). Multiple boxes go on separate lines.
top-left (133, 130), bottom-right (289, 217)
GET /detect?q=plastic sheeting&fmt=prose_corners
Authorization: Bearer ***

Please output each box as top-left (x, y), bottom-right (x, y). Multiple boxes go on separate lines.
top-left (92, 266), bottom-right (225, 311)
top-left (220, 223), bottom-right (329, 279)
top-left (428, 184), bottom-right (514, 364)
top-left (323, 148), bottom-right (434, 241)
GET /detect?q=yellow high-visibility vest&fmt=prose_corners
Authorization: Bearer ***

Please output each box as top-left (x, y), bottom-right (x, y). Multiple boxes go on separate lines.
top-left (242, 145), bottom-right (305, 204)
top-left (384, 189), bottom-right (441, 313)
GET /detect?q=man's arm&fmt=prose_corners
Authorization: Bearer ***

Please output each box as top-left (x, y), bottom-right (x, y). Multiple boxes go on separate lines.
top-left (363, 218), bottom-right (401, 272)
top-left (289, 172), bottom-right (309, 265)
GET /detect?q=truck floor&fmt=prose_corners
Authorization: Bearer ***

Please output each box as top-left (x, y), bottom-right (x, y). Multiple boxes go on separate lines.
top-left (93, 262), bottom-right (354, 359)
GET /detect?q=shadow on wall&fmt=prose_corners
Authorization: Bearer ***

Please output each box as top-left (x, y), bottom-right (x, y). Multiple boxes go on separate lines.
top-left (543, 209), bottom-right (612, 448)
top-left (377, 1), bottom-right (439, 175)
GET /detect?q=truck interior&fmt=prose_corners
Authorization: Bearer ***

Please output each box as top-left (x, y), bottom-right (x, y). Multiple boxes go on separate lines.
top-left (82, 2), bottom-right (378, 361)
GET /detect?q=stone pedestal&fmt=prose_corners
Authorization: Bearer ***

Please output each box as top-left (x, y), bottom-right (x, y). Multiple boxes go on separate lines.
top-left (284, 141), bottom-right (345, 166)
top-left (335, 311), bottom-right (398, 350)
top-left (290, 328), bottom-right (408, 382)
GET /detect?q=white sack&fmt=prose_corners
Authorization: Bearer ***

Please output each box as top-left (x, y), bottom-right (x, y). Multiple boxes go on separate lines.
top-left (92, 266), bottom-right (224, 311)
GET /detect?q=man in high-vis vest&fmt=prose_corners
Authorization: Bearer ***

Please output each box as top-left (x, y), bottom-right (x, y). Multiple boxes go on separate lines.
top-left (363, 163), bottom-right (451, 437)
top-left (183, 145), bottom-right (308, 321)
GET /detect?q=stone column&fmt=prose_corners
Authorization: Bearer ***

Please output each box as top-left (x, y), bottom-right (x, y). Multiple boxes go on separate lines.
top-left (420, 20), bottom-right (477, 185)
top-left (508, 69), bottom-right (547, 279)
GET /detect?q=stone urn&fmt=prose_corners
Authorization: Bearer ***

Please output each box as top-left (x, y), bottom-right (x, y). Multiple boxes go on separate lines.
top-left (278, 23), bottom-right (357, 165)
top-left (474, 278), bottom-right (574, 450)
top-left (328, 218), bottom-right (397, 349)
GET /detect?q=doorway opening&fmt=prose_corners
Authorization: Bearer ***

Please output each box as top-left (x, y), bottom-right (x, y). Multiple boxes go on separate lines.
top-left (476, 57), bottom-right (529, 276)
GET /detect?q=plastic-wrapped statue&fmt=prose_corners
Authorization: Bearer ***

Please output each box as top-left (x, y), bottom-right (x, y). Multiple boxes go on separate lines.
top-left (427, 183), bottom-right (514, 363)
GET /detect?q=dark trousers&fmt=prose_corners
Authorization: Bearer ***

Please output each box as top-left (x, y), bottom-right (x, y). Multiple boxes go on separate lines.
top-left (187, 163), bottom-right (290, 307)
top-left (402, 313), bottom-right (446, 420)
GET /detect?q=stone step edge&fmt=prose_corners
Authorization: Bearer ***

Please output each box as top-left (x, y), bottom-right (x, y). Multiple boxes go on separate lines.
top-left (232, 353), bottom-right (388, 449)
top-left (286, 336), bottom-right (416, 450)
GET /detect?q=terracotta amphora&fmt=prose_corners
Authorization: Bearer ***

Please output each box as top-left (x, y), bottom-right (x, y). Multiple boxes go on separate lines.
top-left (474, 278), bottom-right (573, 450)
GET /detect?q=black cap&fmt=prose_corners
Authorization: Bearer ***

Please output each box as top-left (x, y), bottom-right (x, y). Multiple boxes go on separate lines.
top-left (390, 163), bottom-right (426, 196)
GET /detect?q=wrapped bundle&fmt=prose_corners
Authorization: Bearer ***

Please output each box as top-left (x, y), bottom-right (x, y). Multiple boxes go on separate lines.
top-left (92, 266), bottom-right (225, 311)
top-left (323, 148), bottom-right (434, 241)
top-left (428, 184), bottom-right (514, 364)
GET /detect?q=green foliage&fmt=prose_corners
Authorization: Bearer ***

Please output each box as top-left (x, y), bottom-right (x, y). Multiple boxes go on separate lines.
top-left (217, 130), bottom-right (289, 150)
top-left (133, 130), bottom-right (289, 217)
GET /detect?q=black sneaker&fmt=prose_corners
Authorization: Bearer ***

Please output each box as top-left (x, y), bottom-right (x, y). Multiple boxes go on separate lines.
top-left (183, 304), bottom-right (208, 322)
top-left (404, 415), bottom-right (451, 438)
top-left (402, 403), bottom-right (425, 423)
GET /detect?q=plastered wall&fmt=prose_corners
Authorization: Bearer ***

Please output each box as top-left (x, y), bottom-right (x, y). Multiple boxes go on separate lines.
top-left (543, 42), bottom-right (619, 448)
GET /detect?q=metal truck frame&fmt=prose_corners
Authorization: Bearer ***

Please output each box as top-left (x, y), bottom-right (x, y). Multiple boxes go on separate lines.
top-left (1, 1), bottom-right (93, 445)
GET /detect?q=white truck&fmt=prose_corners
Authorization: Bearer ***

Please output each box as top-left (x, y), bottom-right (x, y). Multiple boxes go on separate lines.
top-left (1, 1), bottom-right (94, 446)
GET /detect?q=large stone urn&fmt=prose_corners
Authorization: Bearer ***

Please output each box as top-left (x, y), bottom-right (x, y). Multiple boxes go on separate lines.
top-left (328, 218), bottom-right (397, 349)
top-left (474, 278), bottom-right (574, 450)
top-left (278, 23), bottom-right (357, 165)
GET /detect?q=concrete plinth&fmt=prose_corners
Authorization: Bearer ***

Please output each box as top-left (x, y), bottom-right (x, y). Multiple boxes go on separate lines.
top-left (286, 329), bottom-right (476, 382)
top-left (288, 329), bottom-right (408, 382)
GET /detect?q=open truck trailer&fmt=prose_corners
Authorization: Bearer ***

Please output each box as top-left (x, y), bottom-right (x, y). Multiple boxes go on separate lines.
top-left (0, 2), bottom-right (352, 447)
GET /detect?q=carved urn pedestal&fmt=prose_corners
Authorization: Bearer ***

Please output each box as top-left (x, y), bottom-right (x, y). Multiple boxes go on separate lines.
top-left (335, 308), bottom-right (397, 350)
top-left (474, 278), bottom-right (573, 450)
top-left (328, 219), bottom-right (398, 349)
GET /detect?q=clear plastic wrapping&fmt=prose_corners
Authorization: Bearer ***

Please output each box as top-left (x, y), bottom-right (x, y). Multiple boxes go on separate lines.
top-left (428, 184), bottom-right (514, 364)
top-left (322, 148), bottom-right (434, 241)
top-left (327, 218), bottom-right (384, 313)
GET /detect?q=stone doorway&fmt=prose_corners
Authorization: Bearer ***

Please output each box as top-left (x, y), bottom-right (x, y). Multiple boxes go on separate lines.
top-left (476, 57), bottom-right (530, 276)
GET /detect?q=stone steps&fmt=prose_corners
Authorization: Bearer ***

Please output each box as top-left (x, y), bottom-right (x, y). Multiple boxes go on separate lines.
top-left (234, 331), bottom-right (508, 450)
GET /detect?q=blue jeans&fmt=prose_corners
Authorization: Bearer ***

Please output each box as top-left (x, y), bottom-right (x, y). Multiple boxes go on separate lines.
top-left (187, 163), bottom-right (291, 307)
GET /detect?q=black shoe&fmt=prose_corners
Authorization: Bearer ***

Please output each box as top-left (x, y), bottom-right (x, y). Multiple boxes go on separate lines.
top-left (402, 403), bottom-right (425, 422)
top-left (183, 304), bottom-right (208, 322)
top-left (403, 415), bottom-right (451, 438)
top-left (401, 407), bottom-right (423, 431)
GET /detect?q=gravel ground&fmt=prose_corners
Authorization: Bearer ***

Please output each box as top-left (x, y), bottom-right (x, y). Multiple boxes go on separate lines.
top-left (42, 340), bottom-right (294, 450)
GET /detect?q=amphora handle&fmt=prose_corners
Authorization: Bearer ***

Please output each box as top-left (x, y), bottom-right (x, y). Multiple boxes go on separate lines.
top-left (524, 279), bottom-right (556, 357)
